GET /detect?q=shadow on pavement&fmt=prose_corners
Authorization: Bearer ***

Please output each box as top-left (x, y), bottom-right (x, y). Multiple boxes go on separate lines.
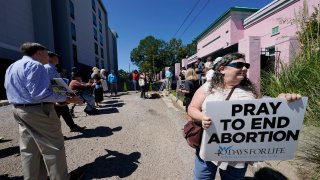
top-left (102, 100), bottom-right (122, 104)
top-left (65, 126), bottom-right (122, 141)
top-left (97, 107), bottom-right (119, 114)
top-left (0, 139), bottom-right (12, 143)
top-left (70, 149), bottom-right (141, 179)
top-left (100, 102), bottom-right (125, 108)
top-left (0, 175), bottom-right (23, 180)
top-left (0, 146), bottom-right (20, 159)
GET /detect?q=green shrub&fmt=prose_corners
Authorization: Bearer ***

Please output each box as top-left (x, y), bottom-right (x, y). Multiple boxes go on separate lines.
top-left (261, 2), bottom-right (320, 126)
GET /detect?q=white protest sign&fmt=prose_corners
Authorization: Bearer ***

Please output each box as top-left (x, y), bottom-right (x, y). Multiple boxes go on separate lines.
top-left (51, 78), bottom-right (75, 96)
top-left (199, 97), bottom-right (308, 161)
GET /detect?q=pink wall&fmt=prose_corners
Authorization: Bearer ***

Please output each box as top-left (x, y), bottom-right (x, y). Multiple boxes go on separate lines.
top-left (197, 11), bottom-right (257, 58)
top-left (239, 36), bottom-right (261, 91)
top-left (175, 63), bottom-right (180, 80)
top-left (244, 0), bottom-right (319, 64)
top-left (230, 12), bottom-right (254, 44)
top-left (197, 20), bottom-right (232, 57)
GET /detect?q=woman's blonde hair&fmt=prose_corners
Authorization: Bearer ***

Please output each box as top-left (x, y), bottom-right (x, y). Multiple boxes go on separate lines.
top-left (185, 68), bottom-right (197, 81)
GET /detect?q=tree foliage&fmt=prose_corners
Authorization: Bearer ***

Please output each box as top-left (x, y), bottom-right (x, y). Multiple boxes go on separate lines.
top-left (130, 36), bottom-right (197, 74)
top-left (118, 69), bottom-right (129, 81)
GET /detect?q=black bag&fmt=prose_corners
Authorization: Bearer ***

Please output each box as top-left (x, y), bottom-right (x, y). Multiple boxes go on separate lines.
top-left (183, 97), bottom-right (191, 106)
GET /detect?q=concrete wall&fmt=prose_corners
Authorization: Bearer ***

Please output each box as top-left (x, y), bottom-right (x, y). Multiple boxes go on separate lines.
top-left (75, 1), bottom-right (96, 67)
top-left (51, 0), bottom-right (73, 72)
top-left (0, 0), bottom-right (35, 55)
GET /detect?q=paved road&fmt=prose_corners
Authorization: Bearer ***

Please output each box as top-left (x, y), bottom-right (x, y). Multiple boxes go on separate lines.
top-left (0, 92), bottom-right (195, 179)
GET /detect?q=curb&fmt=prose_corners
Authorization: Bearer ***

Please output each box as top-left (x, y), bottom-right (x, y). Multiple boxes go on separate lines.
top-left (169, 93), bottom-right (184, 109)
top-left (0, 100), bottom-right (9, 106)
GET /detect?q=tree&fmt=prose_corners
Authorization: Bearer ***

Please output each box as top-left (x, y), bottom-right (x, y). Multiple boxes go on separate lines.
top-left (130, 36), bottom-right (166, 73)
top-left (130, 36), bottom-right (198, 74)
top-left (118, 69), bottom-right (129, 82)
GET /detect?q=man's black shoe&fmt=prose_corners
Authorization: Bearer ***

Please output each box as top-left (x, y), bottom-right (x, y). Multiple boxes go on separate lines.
top-left (70, 125), bottom-right (86, 132)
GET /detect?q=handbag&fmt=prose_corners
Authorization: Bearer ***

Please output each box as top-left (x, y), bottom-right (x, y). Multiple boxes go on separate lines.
top-left (138, 78), bottom-right (145, 86)
top-left (182, 87), bottom-right (236, 149)
top-left (183, 121), bottom-right (203, 149)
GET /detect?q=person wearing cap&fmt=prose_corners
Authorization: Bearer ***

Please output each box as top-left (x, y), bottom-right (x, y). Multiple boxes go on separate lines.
top-left (188, 52), bottom-right (302, 180)
top-left (4, 42), bottom-right (83, 180)
top-left (45, 51), bottom-right (86, 132)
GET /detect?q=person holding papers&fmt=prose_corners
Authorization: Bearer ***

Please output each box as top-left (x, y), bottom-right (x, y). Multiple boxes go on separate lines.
top-left (4, 42), bottom-right (83, 179)
top-left (45, 51), bottom-right (86, 132)
top-left (188, 53), bottom-right (301, 180)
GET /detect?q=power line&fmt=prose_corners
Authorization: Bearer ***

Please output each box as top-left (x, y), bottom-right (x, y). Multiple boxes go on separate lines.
top-left (178, 0), bottom-right (210, 39)
top-left (172, 0), bottom-right (201, 38)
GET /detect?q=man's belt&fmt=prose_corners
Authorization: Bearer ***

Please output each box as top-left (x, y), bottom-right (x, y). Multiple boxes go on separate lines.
top-left (13, 102), bottom-right (52, 107)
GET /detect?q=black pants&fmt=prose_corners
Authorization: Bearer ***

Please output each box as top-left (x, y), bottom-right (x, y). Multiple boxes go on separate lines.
top-left (55, 105), bottom-right (77, 129)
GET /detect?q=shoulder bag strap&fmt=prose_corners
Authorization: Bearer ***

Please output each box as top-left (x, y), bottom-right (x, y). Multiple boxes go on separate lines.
top-left (225, 86), bottom-right (236, 101)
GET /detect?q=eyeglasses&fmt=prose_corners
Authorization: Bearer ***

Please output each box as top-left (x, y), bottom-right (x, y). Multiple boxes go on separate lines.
top-left (226, 62), bottom-right (250, 69)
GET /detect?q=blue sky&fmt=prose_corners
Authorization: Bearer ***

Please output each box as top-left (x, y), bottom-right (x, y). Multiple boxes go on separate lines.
top-left (103, 0), bottom-right (272, 72)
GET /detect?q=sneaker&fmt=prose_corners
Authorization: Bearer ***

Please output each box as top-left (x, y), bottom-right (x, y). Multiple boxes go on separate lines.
top-left (70, 125), bottom-right (86, 132)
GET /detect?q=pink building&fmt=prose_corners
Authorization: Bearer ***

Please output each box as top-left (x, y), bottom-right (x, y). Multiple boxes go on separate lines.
top-left (186, 0), bottom-right (319, 88)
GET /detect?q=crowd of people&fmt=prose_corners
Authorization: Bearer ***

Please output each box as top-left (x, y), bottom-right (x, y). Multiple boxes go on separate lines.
top-left (3, 42), bottom-right (122, 179)
top-left (4, 42), bottom-right (302, 180)
top-left (130, 70), bottom-right (152, 99)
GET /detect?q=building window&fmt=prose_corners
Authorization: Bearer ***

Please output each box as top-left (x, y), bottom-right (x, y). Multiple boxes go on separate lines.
top-left (272, 26), bottom-right (279, 36)
top-left (69, 0), bottom-right (75, 19)
top-left (95, 57), bottom-right (100, 68)
top-left (94, 43), bottom-right (98, 55)
top-left (92, 0), bottom-right (96, 12)
top-left (92, 12), bottom-right (97, 26)
top-left (93, 28), bottom-right (97, 40)
top-left (98, 9), bottom-right (101, 20)
top-left (72, 44), bottom-right (78, 64)
top-left (100, 35), bottom-right (103, 45)
top-left (265, 46), bottom-right (275, 56)
top-left (101, 60), bottom-right (104, 69)
top-left (71, 22), bottom-right (76, 41)
top-left (100, 48), bottom-right (104, 58)
top-left (99, 22), bottom-right (102, 33)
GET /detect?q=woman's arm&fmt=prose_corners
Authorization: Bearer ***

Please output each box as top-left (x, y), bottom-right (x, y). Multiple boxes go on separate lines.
top-left (188, 86), bottom-right (212, 129)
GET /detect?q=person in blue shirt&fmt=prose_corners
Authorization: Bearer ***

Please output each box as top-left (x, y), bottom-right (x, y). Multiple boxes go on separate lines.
top-left (107, 70), bottom-right (118, 96)
top-left (4, 42), bottom-right (82, 180)
top-left (165, 67), bottom-right (173, 91)
top-left (44, 51), bottom-right (86, 132)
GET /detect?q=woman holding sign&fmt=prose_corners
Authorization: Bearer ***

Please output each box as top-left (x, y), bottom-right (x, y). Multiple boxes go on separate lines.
top-left (188, 53), bottom-right (301, 180)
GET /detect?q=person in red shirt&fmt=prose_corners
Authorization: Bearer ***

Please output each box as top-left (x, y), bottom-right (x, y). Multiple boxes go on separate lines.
top-left (132, 70), bottom-right (139, 92)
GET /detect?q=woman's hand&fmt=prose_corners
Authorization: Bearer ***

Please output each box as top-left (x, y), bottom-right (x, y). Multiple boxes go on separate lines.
top-left (201, 116), bottom-right (212, 129)
top-left (278, 93), bottom-right (302, 103)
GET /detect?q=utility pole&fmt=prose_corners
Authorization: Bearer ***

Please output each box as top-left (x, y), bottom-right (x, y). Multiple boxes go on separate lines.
top-left (129, 62), bottom-right (130, 73)
top-left (153, 55), bottom-right (155, 77)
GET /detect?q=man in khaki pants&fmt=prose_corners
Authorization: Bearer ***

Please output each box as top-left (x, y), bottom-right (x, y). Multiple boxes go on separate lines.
top-left (4, 42), bottom-right (82, 180)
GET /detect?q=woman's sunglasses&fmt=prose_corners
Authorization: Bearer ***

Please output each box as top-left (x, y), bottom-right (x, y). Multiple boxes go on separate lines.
top-left (225, 62), bottom-right (250, 69)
